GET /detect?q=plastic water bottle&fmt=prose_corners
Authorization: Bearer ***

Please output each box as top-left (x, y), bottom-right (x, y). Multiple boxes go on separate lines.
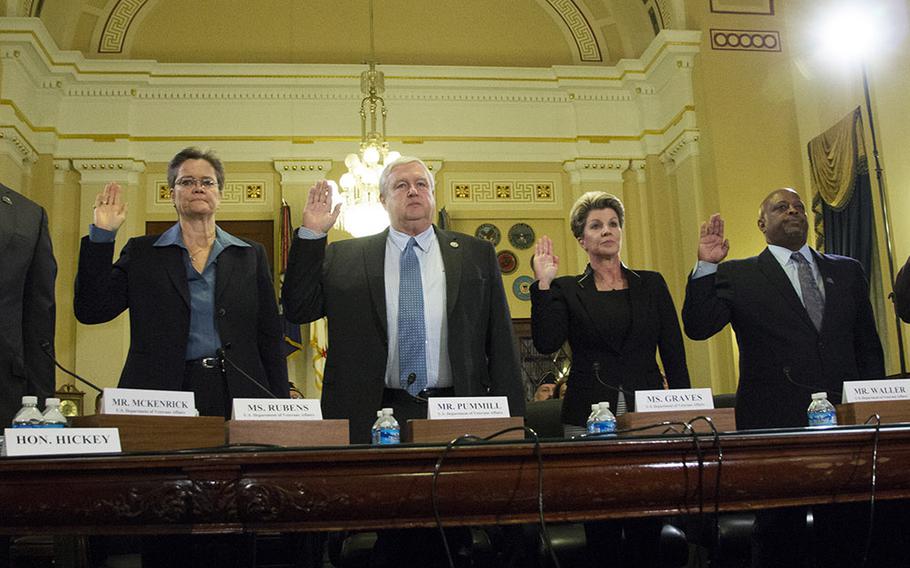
top-left (370, 410), bottom-right (383, 444)
top-left (12, 396), bottom-right (44, 428)
top-left (372, 408), bottom-right (400, 445)
top-left (41, 398), bottom-right (67, 428)
top-left (807, 392), bottom-right (837, 427)
top-left (587, 402), bottom-right (617, 434)
top-left (585, 403), bottom-right (599, 432)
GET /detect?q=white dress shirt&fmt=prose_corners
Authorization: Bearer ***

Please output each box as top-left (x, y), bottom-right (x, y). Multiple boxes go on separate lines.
top-left (384, 226), bottom-right (452, 389)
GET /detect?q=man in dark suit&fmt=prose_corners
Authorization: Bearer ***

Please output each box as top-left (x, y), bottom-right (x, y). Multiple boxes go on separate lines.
top-left (0, 184), bottom-right (55, 568)
top-left (893, 255), bottom-right (910, 323)
top-left (283, 156), bottom-right (524, 567)
top-left (0, 184), bottom-right (56, 427)
top-left (282, 156), bottom-right (525, 445)
top-left (683, 188), bottom-right (888, 567)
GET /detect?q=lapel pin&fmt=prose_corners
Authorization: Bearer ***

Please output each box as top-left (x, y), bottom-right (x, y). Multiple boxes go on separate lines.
top-left (449, 241), bottom-right (459, 248)
top-left (1, 195), bottom-right (11, 205)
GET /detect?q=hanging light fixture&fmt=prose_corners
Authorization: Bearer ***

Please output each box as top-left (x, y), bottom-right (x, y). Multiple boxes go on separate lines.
top-left (337, 0), bottom-right (400, 237)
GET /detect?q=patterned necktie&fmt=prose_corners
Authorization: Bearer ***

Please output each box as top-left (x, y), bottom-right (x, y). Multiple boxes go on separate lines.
top-left (791, 252), bottom-right (824, 331)
top-left (398, 238), bottom-right (427, 395)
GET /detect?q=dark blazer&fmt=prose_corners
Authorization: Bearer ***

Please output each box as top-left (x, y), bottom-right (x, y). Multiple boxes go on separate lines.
top-left (0, 185), bottom-right (56, 426)
top-left (894, 256), bottom-right (910, 323)
top-left (682, 248), bottom-right (884, 429)
top-left (74, 231), bottom-right (288, 406)
top-left (531, 266), bottom-right (690, 426)
top-left (282, 227), bottom-right (525, 444)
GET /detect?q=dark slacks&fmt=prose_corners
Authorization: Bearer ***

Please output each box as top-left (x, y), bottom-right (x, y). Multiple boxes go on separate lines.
top-left (584, 517), bottom-right (662, 567)
top-left (182, 360), bottom-right (231, 418)
top-left (752, 501), bottom-right (910, 568)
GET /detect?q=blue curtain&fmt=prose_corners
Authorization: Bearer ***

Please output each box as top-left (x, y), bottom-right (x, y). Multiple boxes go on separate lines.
top-left (819, 170), bottom-right (874, 278)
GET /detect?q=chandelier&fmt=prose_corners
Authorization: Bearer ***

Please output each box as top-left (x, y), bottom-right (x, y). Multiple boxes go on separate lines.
top-left (337, 0), bottom-right (400, 237)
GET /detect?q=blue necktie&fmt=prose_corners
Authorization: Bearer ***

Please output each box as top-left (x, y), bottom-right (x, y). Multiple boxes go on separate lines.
top-left (791, 252), bottom-right (824, 331)
top-left (399, 238), bottom-right (427, 395)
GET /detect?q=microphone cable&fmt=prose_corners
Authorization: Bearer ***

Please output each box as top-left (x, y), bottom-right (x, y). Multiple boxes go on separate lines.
top-left (592, 361), bottom-right (636, 402)
top-left (38, 339), bottom-right (105, 407)
top-left (430, 426), bottom-right (560, 568)
top-left (860, 413), bottom-right (881, 568)
top-left (217, 347), bottom-right (277, 399)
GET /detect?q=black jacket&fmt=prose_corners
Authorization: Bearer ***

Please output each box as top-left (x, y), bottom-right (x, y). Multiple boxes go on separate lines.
top-left (683, 248), bottom-right (884, 429)
top-left (282, 227), bottom-right (525, 443)
top-left (74, 232), bottom-right (288, 406)
top-left (532, 266), bottom-right (690, 427)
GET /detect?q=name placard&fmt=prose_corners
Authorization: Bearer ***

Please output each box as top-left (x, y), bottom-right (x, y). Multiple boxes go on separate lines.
top-left (427, 397), bottom-right (510, 420)
top-left (101, 388), bottom-right (196, 417)
top-left (842, 379), bottom-right (910, 403)
top-left (634, 388), bottom-right (715, 412)
top-left (232, 398), bottom-right (323, 420)
top-left (2, 428), bottom-right (121, 457)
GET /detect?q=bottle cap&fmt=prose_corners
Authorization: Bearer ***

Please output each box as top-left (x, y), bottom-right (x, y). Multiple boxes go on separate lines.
top-left (599, 401), bottom-right (611, 409)
top-left (21, 395), bottom-right (38, 405)
top-left (381, 407), bottom-right (394, 415)
top-left (591, 404), bottom-right (599, 411)
top-left (811, 392), bottom-right (827, 400)
top-left (45, 398), bottom-right (60, 406)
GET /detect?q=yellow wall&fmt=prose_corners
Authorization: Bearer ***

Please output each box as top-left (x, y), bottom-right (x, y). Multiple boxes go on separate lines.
top-left (5, 0), bottom-right (910, 413)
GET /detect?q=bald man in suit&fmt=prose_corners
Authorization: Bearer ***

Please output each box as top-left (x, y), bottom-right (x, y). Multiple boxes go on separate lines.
top-left (683, 187), bottom-right (894, 568)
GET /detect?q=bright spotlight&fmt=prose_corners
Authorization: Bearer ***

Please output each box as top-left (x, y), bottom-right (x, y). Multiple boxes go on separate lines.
top-left (815, 2), bottom-right (887, 62)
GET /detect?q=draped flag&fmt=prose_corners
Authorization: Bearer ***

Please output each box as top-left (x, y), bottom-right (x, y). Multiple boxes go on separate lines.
top-left (279, 200), bottom-right (303, 357)
top-left (309, 318), bottom-right (327, 392)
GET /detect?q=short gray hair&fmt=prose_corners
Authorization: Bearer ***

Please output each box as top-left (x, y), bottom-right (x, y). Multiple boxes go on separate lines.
top-left (168, 147), bottom-right (225, 191)
top-left (379, 156), bottom-right (435, 198)
top-left (569, 191), bottom-right (625, 239)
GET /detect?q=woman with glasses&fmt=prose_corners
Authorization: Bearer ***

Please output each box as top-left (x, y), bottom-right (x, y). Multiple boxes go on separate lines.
top-left (74, 147), bottom-right (288, 419)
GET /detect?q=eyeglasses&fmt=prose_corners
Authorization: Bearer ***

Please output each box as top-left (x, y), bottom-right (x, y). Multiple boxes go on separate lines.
top-left (175, 177), bottom-right (218, 190)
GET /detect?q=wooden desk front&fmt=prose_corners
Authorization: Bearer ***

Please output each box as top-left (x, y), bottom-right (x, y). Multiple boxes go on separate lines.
top-left (0, 425), bottom-right (908, 535)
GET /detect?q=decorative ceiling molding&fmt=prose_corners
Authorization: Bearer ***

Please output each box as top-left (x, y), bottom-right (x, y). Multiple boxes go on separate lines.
top-left (99, 0), bottom-right (151, 54)
top-left (710, 29), bottom-right (780, 52)
top-left (20, 0), bottom-right (37, 17)
top-left (543, 0), bottom-right (603, 62)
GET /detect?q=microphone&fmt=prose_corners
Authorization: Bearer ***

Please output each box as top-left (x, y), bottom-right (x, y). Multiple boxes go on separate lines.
top-left (39, 339), bottom-right (104, 395)
top-left (407, 372), bottom-right (417, 386)
top-left (592, 362), bottom-right (636, 400)
top-left (216, 345), bottom-right (278, 399)
top-left (783, 366), bottom-right (843, 404)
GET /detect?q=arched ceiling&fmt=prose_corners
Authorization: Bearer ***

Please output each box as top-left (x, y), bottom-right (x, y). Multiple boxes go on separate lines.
top-left (23, 0), bottom-right (669, 67)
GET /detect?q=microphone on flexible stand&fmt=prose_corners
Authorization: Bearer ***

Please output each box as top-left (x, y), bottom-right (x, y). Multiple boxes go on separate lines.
top-left (592, 362), bottom-right (635, 400)
top-left (216, 344), bottom-right (278, 399)
top-left (39, 339), bottom-right (104, 408)
top-left (783, 366), bottom-right (843, 404)
top-left (407, 372), bottom-right (417, 387)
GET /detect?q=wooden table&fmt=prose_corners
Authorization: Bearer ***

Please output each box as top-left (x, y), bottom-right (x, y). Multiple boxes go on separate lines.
top-left (1, 424), bottom-right (908, 535)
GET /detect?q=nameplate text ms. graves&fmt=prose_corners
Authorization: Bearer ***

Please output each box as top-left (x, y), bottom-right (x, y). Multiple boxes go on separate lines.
top-left (232, 398), bottom-right (323, 420)
top-left (635, 388), bottom-right (714, 412)
top-left (427, 397), bottom-right (510, 420)
top-left (2, 428), bottom-right (121, 456)
top-left (101, 388), bottom-right (196, 417)
top-left (843, 379), bottom-right (910, 403)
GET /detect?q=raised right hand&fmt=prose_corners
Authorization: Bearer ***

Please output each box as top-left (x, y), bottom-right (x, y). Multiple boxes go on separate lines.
top-left (698, 213), bottom-right (730, 263)
top-left (93, 182), bottom-right (128, 232)
top-left (532, 235), bottom-right (560, 289)
top-left (302, 180), bottom-right (342, 234)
